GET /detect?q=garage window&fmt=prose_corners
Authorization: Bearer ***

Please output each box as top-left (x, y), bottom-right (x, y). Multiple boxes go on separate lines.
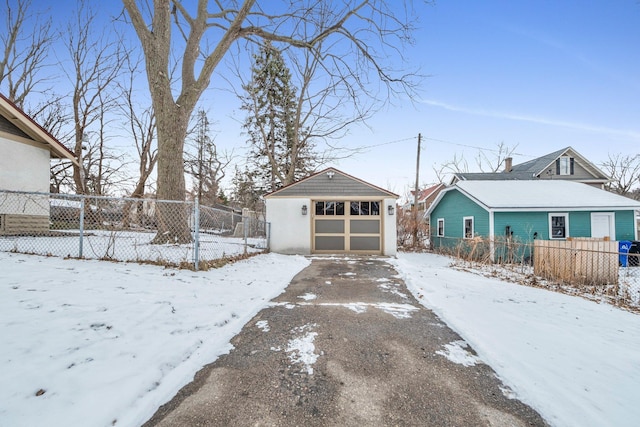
top-left (437, 218), bottom-right (444, 237)
top-left (350, 201), bottom-right (380, 216)
top-left (315, 201), bottom-right (345, 216)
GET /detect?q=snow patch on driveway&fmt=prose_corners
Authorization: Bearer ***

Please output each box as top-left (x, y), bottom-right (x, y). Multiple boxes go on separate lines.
top-left (286, 324), bottom-right (319, 375)
top-left (255, 320), bottom-right (270, 332)
top-left (436, 340), bottom-right (483, 367)
top-left (373, 303), bottom-right (419, 319)
top-left (298, 293), bottom-right (317, 301)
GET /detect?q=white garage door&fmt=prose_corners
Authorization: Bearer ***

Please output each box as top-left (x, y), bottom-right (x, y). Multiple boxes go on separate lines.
top-left (312, 200), bottom-right (382, 254)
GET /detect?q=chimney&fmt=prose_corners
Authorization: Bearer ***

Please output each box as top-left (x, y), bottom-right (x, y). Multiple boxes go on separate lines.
top-left (504, 157), bottom-right (513, 173)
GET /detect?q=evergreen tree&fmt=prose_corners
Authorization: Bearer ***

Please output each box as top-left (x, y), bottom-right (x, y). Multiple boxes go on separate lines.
top-left (241, 41), bottom-right (316, 194)
top-left (230, 166), bottom-right (263, 213)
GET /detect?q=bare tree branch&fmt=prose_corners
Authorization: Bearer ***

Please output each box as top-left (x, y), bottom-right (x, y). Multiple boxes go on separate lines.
top-left (601, 153), bottom-right (640, 197)
top-left (121, 0), bottom-right (423, 243)
top-left (0, 0), bottom-right (56, 107)
top-left (67, 1), bottom-right (126, 194)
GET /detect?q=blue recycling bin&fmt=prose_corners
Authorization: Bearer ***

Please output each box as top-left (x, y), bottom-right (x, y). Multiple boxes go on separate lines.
top-left (619, 240), bottom-right (632, 267)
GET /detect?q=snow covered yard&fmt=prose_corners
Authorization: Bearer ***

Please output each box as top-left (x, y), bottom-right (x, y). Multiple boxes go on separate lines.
top-left (0, 229), bottom-right (265, 266)
top-left (0, 252), bottom-right (309, 427)
top-left (393, 252), bottom-right (640, 427)
top-left (2, 251), bottom-right (640, 427)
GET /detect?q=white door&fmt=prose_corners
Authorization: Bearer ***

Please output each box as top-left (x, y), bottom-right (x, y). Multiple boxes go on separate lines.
top-left (591, 212), bottom-right (615, 240)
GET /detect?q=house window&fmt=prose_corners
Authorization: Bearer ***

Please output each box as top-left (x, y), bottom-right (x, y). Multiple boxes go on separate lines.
top-left (437, 218), bottom-right (444, 237)
top-left (315, 201), bottom-right (345, 216)
top-left (463, 216), bottom-right (474, 239)
top-left (549, 213), bottom-right (569, 239)
top-left (556, 157), bottom-right (574, 176)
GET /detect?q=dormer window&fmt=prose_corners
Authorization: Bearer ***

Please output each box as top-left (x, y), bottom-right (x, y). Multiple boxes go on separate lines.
top-left (556, 156), bottom-right (574, 176)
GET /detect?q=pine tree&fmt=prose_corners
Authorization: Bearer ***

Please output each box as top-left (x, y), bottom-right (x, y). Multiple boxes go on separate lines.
top-left (230, 166), bottom-right (263, 213)
top-left (241, 40), bottom-right (316, 194)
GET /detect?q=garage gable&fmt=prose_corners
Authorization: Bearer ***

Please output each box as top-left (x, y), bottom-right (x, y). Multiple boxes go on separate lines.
top-left (265, 168), bottom-right (398, 199)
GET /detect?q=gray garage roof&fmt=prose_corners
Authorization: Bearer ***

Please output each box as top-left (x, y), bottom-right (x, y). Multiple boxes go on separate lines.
top-left (265, 167), bottom-right (398, 199)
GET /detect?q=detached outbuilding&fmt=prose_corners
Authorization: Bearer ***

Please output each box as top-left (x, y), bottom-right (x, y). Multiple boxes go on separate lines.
top-left (265, 168), bottom-right (398, 256)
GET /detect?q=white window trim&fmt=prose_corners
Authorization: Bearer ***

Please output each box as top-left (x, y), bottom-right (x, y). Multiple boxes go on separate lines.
top-left (558, 156), bottom-right (571, 175)
top-left (463, 216), bottom-right (474, 239)
top-left (437, 218), bottom-right (445, 237)
top-left (549, 212), bottom-right (569, 240)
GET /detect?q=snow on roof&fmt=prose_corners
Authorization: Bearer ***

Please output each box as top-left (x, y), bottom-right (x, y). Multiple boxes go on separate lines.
top-left (455, 180), bottom-right (640, 210)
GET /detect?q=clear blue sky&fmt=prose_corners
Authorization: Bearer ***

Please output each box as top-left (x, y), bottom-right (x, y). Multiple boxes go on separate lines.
top-left (335, 0), bottom-right (640, 196)
top-left (24, 1), bottom-right (640, 198)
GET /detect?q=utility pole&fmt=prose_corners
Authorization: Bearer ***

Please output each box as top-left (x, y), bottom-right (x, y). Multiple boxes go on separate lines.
top-left (412, 133), bottom-right (421, 247)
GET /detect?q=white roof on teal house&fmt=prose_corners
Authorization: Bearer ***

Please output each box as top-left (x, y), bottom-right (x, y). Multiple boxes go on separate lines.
top-left (427, 180), bottom-right (640, 214)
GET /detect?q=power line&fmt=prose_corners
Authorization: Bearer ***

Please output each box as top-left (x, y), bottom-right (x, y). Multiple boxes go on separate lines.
top-left (352, 136), bottom-right (417, 150)
top-left (421, 136), bottom-right (535, 158)
top-left (352, 134), bottom-right (536, 159)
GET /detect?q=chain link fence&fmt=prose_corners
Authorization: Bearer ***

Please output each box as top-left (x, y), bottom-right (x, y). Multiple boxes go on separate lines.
top-left (0, 190), bottom-right (269, 270)
top-left (430, 235), bottom-right (640, 311)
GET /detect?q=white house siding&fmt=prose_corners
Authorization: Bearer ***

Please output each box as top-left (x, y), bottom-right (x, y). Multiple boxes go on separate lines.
top-left (0, 136), bottom-right (50, 231)
top-left (266, 197), bottom-right (312, 255)
top-left (0, 136), bottom-right (50, 193)
top-left (383, 197), bottom-right (397, 256)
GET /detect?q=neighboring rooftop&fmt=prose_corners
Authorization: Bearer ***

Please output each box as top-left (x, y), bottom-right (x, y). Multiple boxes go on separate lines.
top-left (453, 146), bottom-right (610, 187)
top-left (450, 180), bottom-right (640, 211)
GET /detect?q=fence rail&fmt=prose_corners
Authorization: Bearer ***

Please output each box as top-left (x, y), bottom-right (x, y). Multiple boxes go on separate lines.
top-left (430, 235), bottom-right (640, 310)
top-left (0, 190), bottom-right (269, 270)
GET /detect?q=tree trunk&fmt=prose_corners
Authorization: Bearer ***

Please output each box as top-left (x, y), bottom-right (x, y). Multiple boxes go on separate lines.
top-left (151, 102), bottom-right (192, 244)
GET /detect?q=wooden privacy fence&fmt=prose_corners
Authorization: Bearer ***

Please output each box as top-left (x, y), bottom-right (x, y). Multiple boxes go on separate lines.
top-left (534, 239), bottom-right (619, 285)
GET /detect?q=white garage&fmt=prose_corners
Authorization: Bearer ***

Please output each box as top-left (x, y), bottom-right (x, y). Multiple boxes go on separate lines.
top-left (265, 168), bottom-right (398, 256)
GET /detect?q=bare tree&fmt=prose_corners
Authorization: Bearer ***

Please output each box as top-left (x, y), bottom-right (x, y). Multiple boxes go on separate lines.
top-left (50, 161), bottom-right (74, 193)
top-left (237, 36), bottom-right (373, 192)
top-left (601, 153), bottom-right (640, 198)
top-left (119, 53), bottom-right (158, 199)
top-left (42, 98), bottom-right (75, 193)
top-left (0, 0), bottom-right (55, 107)
top-left (435, 142), bottom-right (518, 182)
top-left (286, 41), bottom-right (371, 165)
top-left (82, 92), bottom-right (129, 197)
top-left (475, 142), bottom-right (518, 173)
top-left (0, 0), bottom-right (75, 186)
top-left (67, 1), bottom-right (126, 194)
top-left (118, 56), bottom-right (160, 228)
top-left (433, 152), bottom-right (470, 183)
top-left (121, 0), bottom-right (420, 243)
top-left (185, 110), bottom-right (232, 206)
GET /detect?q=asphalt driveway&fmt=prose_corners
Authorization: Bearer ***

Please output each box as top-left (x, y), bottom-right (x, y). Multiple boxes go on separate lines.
top-left (144, 256), bottom-right (547, 426)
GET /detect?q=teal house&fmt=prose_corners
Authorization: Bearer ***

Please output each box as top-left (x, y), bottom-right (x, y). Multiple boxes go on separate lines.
top-left (426, 180), bottom-right (640, 262)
